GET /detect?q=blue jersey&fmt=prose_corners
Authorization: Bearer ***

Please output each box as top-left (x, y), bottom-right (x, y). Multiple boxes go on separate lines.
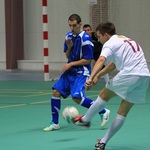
top-left (64, 31), bottom-right (94, 76)
top-left (53, 31), bottom-right (94, 99)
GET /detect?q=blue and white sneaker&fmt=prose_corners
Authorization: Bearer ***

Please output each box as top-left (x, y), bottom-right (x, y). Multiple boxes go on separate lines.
top-left (100, 109), bottom-right (110, 128)
top-left (43, 122), bottom-right (60, 131)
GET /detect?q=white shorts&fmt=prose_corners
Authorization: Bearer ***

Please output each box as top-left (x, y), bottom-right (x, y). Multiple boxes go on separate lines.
top-left (106, 74), bottom-right (149, 103)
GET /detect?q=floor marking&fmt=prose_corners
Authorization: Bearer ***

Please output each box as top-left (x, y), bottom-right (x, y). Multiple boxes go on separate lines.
top-left (30, 100), bottom-right (50, 105)
top-left (0, 104), bottom-right (27, 109)
top-left (0, 95), bottom-right (98, 109)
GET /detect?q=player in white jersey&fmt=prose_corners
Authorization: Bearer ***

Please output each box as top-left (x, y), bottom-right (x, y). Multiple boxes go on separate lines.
top-left (72, 22), bottom-right (150, 150)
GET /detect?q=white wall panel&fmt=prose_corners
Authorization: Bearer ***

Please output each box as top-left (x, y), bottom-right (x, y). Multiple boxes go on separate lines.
top-left (108, 0), bottom-right (150, 63)
top-left (23, 0), bottom-right (43, 60)
top-left (0, 0), bottom-right (6, 63)
top-left (1, 0), bottom-right (149, 70)
top-left (23, 0), bottom-right (90, 63)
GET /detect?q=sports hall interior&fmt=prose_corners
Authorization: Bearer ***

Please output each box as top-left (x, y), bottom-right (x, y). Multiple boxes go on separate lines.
top-left (0, 0), bottom-right (150, 150)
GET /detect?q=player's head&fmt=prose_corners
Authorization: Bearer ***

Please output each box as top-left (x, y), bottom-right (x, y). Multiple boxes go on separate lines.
top-left (68, 14), bottom-right (82, 35)
top-left (83, 24), bottom-right (93, 37)
top-left (96, 22), bottom-right (116, 44)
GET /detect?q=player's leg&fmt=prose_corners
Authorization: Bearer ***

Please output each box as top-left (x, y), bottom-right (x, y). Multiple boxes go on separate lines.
top-left (43, 89), bottom-right (61, 131)
top-left (77, 96), bottom-right (110, 128)
top-left (74, 96), bottom-right (107, 117)
top-left (73, 87), bottom-right (115, 126)
top-left (95, 100), bottom-right (134, 150)
top-left (95, 76), bottom-right (149, 149)
top-left (72, 74), bottom-right (125, 125)
top-left (72, 75), bottom-right (111, 127)
top-left (77, 74), bottom-right (132, 124)
top-left (80, 87), bottom-right (116, 122)
top-left (51, 89), bottom-right (61, 124)
top-left (43, 73), bottom-right (70, 131)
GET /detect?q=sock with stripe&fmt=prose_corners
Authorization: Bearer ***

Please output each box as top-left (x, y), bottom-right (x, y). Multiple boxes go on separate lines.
top-left (51, 97), bottom-right (61, 124)
top-left (80, 97), bottom-right (106, 115)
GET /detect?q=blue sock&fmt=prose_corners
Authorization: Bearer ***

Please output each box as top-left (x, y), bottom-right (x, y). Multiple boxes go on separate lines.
top-left (99, 108), bottom-right (106, 114)
top-left (81, 97), bottom-right (106, 114)
top-left (51, 97), bottom-right (61, 124)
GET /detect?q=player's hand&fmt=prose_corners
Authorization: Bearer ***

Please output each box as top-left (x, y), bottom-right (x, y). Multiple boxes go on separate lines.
top-left (85, 79), bottom-right (93, 91)
top-left (93, 76), bottom-right (99, 85)
top-left (61, 63), bottom-right (72, 72)
top-left (66, 38), bottom-right (73, 49)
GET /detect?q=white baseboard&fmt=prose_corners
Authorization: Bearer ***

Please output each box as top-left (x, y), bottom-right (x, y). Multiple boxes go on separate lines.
top-left (0, 60), bottom-right (150, 71)
top-left (0, 61), bottom-right (6, 70)
top-left (17, 60), bottom-right (65, 71)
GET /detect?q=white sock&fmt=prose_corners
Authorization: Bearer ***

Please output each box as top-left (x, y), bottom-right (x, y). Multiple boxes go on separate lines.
top-left (103, 74), bottom-right (109, 83)
top-left (82, 96), bottom-right (106, 122)
top-left (101, 114), bottom-right (126, 144)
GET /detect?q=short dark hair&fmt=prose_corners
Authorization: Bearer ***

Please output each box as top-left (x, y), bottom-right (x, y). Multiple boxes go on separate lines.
top-left (96, 22), bottom-right (116, 36)
top-left (68, 14), bottom-right (82, 24)
top-left (83, 24), bottom-right (92, 29)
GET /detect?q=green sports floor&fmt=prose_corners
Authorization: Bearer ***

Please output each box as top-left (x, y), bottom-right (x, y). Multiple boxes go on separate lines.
top-left (0, 80), bottom-right (150, 150)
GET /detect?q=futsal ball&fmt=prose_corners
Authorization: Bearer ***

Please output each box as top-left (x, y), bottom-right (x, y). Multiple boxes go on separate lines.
top-left (62, 106), bottom-right (79, 124)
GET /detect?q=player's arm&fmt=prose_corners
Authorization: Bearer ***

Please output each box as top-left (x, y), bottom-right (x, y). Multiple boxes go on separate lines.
top-left (65, 48), bottom-right (71, 59)
top-left (61, 58), bottom-right (91, 72)
top-left (65, 39), bottom-right (73, 58)
top-left (71, 58), bottom-right (91, 66)
top-left (95, 62), bottom-right (116, 79)
top-left (85, 56), bottom-right (106, 90)
top-left (89, 56), bottom-right (106, 80)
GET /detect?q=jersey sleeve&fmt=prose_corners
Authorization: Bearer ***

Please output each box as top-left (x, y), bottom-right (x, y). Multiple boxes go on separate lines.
top-left (100, 46), bottom-right (114, 65)
top-left (64, 31), bottom-right (72, 52)
top-left (82, 34), bottom-right (94, 59)
top-left (82, 42), bottom-right (94, 59)
top-left (64, 40), bottom-right (68, 52)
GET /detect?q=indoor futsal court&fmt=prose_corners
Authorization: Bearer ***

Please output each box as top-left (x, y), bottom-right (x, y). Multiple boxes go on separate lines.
top-left (1, 0), bottom-right (150, 150)
top-left (0, 76), bottom-right (150, 150)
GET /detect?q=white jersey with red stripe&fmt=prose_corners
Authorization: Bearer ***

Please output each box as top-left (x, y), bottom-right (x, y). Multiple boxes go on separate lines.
top-left (101, 35), bottom-right (150, 76)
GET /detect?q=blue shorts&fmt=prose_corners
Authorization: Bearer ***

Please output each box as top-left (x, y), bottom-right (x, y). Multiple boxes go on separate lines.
top-left (52, 71), bottom-right (89, 99)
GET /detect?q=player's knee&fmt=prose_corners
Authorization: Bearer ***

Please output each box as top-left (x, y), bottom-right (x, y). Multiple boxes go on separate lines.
top-left (53, 89), bottom-right (61, 97)
top-left (100, 88), bottom-right (115, 101)
top-left (73, 98), bottom-right (81, 104)
top-left (99, 90), bottom-right (108, 100)
top-left (117, 100), bottom-right (134, 117)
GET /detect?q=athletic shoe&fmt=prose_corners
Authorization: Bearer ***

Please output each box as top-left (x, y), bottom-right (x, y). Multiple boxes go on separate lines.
top-left (71, 116), bottom-right (91, 127)
top-left (100, 108), bottom-right (110, 128)
top-left (95, 139), bottom-right (106, 150)
top-left (43, 122), bottom-right (60, 131)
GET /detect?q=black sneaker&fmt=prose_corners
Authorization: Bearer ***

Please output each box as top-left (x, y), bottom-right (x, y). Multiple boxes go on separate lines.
top-left (95, 139), bottom-right (106, 150)
top-left (71, 116), bottom-right (91, 127)
top-left (95, 143), bottom-right (106, 150)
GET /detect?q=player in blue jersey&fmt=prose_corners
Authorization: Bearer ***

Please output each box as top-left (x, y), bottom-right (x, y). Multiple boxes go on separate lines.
top-left (43, 14), bottom-right (110, 131)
